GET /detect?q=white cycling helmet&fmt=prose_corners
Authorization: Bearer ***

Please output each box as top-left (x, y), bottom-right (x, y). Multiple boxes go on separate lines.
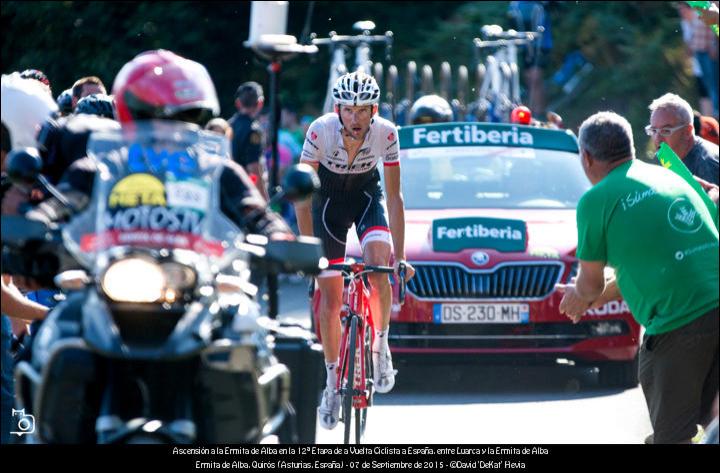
top-left (332, 71), bottom-right (380, 107)
top-left (1, 72), bottom-right (58, 151)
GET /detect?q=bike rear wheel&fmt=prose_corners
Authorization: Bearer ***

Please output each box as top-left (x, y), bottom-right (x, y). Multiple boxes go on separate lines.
top-left (342, 315), bottom-right (358, 444)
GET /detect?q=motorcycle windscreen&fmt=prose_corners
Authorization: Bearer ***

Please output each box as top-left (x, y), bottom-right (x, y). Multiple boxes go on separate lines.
top-left (63, 121), bottom-right (244, 274)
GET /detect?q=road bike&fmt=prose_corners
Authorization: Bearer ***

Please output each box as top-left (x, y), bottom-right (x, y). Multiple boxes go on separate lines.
top-left (470, 24), bottom-right (542, 122)
top-left (314, 261), bottom-right (406, 443)
top-left (311, 21), bottom-right (394, 115)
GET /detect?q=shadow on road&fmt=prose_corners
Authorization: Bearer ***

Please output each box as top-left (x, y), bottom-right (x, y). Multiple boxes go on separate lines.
top-left (381, 361), bottom-right (632, 405)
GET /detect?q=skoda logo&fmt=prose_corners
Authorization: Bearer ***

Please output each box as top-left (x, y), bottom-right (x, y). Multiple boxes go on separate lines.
top-left (471, 251), bottom-right (490, 266)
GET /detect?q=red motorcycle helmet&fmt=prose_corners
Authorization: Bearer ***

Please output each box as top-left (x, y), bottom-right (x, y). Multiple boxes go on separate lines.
top-left (112, 50), bottom-right (220, 126)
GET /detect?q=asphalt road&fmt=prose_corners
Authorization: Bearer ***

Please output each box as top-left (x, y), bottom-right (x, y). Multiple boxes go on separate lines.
top-left (267, 276), bottom-right (652, 444)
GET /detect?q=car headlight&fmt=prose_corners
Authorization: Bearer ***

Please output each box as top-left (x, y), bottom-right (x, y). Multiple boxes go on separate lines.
top-left (102, 258), bottom-right (167, 303)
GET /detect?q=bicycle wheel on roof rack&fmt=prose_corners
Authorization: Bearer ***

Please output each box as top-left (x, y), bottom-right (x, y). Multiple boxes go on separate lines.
top-left (406, 61), bottom-right (417, 102)
top-left (439, 61), bottom-right (452, 100)
top-left (421, 64), bottom-right (434, 96)
top-left (373, 63), bottom-right (384, 91)
top-left (457, 65), bottom-right (468, 108)
top-left (474, 63), bottom-right (485, 102)
top-left (342, 314), bottom-right (358, 444)
top-left (386, 64), bottom-right (398, 122)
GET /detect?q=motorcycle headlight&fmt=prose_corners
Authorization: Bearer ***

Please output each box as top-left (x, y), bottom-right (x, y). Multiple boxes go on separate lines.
top-left (101, 258), bottom-right (167, 303)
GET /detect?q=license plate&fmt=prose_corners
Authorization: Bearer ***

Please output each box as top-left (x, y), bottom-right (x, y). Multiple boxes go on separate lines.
top-left (433, 303), bottom-right (530, 324)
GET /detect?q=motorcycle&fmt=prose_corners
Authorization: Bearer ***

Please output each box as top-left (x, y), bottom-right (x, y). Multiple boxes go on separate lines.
top-left (2, 122), bottom-right (325, 444)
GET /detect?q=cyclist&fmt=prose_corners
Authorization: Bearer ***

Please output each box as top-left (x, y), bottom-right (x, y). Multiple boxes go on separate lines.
top-left (294, 71), bottom-right (415, 430)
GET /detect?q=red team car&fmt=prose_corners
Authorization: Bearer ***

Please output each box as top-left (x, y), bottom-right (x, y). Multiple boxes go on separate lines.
top-left (314, 121), bottom-right (641, 388)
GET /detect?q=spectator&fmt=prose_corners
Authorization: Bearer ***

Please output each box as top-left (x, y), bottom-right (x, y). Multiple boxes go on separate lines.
top-left (678, 2), bottom-right (714, 117)
top-left (228, 81), bottom-right (269, 200)
top-left (557, 111), bottom-right (718, 444)
top-left (56, 89), bottom-right (74, 117)
top-left (36, 100), bottom-right (120, 185)
top-left (205, 117), bottom-right (233, 141)
top-left (70, 76), bottom-right (107, 109)
top-left (647, 93), bottom-right (719, 185)
top-left (507, 1), bottom-right (553, 115)
top-left (75, 93), bottom-right (115, 119)
top-left (697, 1), bottom-right (719, 32)
top-left (693, 110), bottom-right (719, 145)
top-left (19, 68), bottom-right (52, 96)
top-left (281, 107), bottom-right (305, 152)
top-left (300, 114), bottom-right (314, 137)
top-left (680, 4), bottom-right (718, 117)
top-left (1, 73), bottom-right (56, 444)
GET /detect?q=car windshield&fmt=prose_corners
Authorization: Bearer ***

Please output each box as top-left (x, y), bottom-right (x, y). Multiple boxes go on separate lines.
top-left (399, 146), bottom-right (590, 209)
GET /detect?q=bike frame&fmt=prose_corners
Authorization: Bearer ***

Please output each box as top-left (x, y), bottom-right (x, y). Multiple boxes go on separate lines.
top-left (336, 263), bottom-right (376, 411)
top-left (326, 261), bottom-right (400, 444)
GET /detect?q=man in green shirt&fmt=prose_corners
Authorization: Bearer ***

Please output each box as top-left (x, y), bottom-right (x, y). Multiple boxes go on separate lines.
top-left (557, 111), bottom-right (719, 444)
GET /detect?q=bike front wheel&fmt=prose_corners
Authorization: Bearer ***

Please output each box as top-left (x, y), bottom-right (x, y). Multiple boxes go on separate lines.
top-left (354, 321), bottom-right (373, 443)
top-left (342, 315), bottom-right (359, 444)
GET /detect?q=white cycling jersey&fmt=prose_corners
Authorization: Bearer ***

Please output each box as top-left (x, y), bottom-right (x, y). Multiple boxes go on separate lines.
top-left (300, 112), bottom-right (400, 175)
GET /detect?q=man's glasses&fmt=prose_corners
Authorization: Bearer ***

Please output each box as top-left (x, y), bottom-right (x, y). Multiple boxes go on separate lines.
top-left (644, 123), bottom-right (689, 137)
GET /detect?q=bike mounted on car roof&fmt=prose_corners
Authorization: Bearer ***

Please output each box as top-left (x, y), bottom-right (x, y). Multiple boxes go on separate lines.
top-left (311, 20), bottom-right (395, 119)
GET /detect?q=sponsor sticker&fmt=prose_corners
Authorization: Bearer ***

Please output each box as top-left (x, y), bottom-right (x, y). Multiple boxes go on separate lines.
top-left (166, 179), bottom-right (210, 212)
top-left (432, 217), bottom-right (527, 252)
top-left (108, 174), bottom-right (166, 208)
top-left (399, 122), bottom-right (578, 153)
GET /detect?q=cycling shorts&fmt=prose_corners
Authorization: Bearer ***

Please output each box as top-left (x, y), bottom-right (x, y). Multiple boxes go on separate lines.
top-left (312, 186), bottom-right (391, 278)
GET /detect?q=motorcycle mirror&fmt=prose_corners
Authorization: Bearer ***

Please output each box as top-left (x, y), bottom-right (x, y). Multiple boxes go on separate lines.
top-left (6, 147), bottom-right (76, 213)
top-left (280, 163), bottom-right (320, 202)
top-left (6, 148), bottom-right (42, 186)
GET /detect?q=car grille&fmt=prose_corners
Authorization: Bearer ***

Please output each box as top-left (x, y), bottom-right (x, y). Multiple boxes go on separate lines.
top-left (407, 262), bottom-right (564, 300)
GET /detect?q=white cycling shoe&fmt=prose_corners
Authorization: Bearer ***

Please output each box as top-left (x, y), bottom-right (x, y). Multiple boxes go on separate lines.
top-left (317, 387), bottom-right (340, 430)
top-left (373, 349), bottom-right (398, 394)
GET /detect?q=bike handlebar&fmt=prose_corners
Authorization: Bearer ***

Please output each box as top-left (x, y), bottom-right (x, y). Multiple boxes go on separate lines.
top-left (312, 33), bottom-right (393, 48)
top-left (327, 262), bottom-right (395, 273)
top-left (473, 37), bottom-right (538, 49)
top-left (474, 27), bottom-right (542, 49)
top-left (327, 261), bottom-right (407, 305)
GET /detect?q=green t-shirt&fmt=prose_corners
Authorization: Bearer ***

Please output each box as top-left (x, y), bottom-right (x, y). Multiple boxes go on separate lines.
top-left (577, 160), bottom-right (719, 335)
